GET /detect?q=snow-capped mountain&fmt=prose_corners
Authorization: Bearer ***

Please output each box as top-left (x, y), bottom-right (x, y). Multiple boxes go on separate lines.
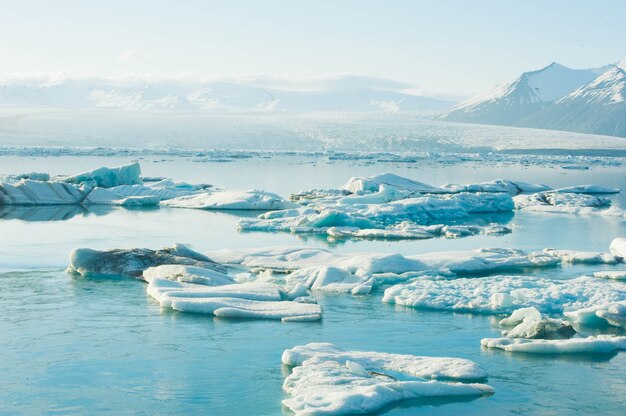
top-left (518, 64), bottom-right (626, 137)
top-left (440, 62), bottom-right (600, 124)
top-left (440, 60), bottom-right (626, 138)
top-left (0, 75), bottom-right (453, 112)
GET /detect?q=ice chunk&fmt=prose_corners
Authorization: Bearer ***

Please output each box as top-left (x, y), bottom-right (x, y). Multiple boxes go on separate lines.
top-left (542, 249), bottom-right (618, 264)
top-left (0, 180), bottom-right (85, 205)
top-left (82, 187), bottom-right (160, 206)
top-left (161, 189), bottom-right (296, 210)
top-left (67, 244), bottom-right (226, 278)
top-left (514, 192), bottom-right (611, 209)
top-left (443, 179), bottom-right (551, 194)
top-left (239, 192), bottom-right (513, 240)
top-left (282, 343), bottom-right (488, 380)
top-left (142, 265), bottom-right (235, 285)
top-left (282, 343), bottom-right (493, 415)
top-left (210, 246), bottom-right (562, 279)
top-left (594, 271), bottom-right (626, 280)
top-left (286, 266), bottom-right (374, 294)
top-left (65, 162), bottom-right (142, 188)
top-left (338, 184), bottom-right (410, 204)
top-left (147, 278), bottom-right (321, 321)
top-left (383, 275), bottom-right (626, 316)
top-left (555, 185), bottom-right (620, 194)
top-left (610, 238), bottom-right (626, 259)
top-left (341, 173), bottom-right (448, 194)
top-left (481, 336), bottom-right (626, 354)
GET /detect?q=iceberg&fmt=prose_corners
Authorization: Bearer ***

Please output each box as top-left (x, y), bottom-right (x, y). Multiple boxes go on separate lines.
top-left (286, 266), bottom-right (374, 294)
top-left (67, 244), bottom-right (226, 278)
top-left (239, 192), bottom-right (514, 240)
top-left (142, 264), bottom-right (235, 285)
top-left (0, 180), bottom-right (86, 205)
top-left (282, 343), bottom-right (488, 380)
top-left (82, 187), bottom-right (160, 206)
top-left (541, 249), bottom-right (618, 264)
top-left (341, 173), bottom-right (449, 194)
top-left (161, 189), bottom-right (296, 210)
top-left (282, 343), bottom-right (493, 415)
top-left (442, 179), bottom-right (551, 194)
top-left (64, 162), bottom-right (142, 188)
top-left (481, 336), bottom-right (626, 354)
top-left (383, 275), bottom-right (626, 317)
top-left (147, 278), bottom-right (321, 321)
top-left (555, 185), bottom-right (620, 194)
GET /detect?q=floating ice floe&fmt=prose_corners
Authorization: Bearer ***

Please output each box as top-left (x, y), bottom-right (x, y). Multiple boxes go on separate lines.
top-left (441, 179), bottom-right (551, 194)
top-left (147, 278), bottom-right (321, 321)
top-left (498, 307), bottom-right (576, 339)
top-left (555, 185), bottom-right (620, 194)
top-left (594, 271), bottom-right (626, 280)
top-left (281, 343), bottom-right (493, 415)
top-left (481, 335), bottom-right (626, 354)
top-left (382, 275), bottom-right (626, 319)
top-left (208, 246), bottom-right (617, 295)
top-left (513, 190), bottom-right (626, 216)
top-left (142, 264), bottom-right (236, 285)
top-left (161, 189), bottom-right (296, 210)
top-left (67, 243), bottom-right (226, 278)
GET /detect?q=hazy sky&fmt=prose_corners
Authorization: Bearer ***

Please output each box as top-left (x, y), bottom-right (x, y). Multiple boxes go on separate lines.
top-left (1, 0), bottom-right (625, 98)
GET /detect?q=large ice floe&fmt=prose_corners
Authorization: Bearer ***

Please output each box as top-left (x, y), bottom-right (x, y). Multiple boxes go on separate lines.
top-left (239, 172), bottom-right (625, 241)
top-left (281, 343), bottom-right (493, 415)
top-left (241, 178), bottom-right (519, 241)
top-left (208, 245), bottom-right (624, 296)
top-left (383, 275), bottom-right (626, 319)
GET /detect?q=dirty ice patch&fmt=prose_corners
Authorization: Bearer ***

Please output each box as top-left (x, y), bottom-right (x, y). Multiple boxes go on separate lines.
top-left (67, 244), bottom-right (226, 278)
top-left (281, 343), bottom-right (493, 415)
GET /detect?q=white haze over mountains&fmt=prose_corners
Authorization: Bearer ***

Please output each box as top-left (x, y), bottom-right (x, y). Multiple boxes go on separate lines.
top-left (3, 60), bottom-right (626, 138)
top-left (0, 73), bottom-right (453, 112)
top-left (442, 60), bottom-right (626, 138)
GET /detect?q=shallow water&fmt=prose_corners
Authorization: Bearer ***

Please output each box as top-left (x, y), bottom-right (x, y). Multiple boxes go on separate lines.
top-left (2, 153), bottom-right (626, 415)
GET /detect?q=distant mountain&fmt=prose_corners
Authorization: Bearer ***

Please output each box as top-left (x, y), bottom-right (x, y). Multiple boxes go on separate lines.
top-left (518, 64), bottom-right (626, 137)
top-left (439, 60), bottom-right (626, 138)
top-left (440, 62), bottom-right (600, 124)
top-left (0, 75), bottom-right (453, 112)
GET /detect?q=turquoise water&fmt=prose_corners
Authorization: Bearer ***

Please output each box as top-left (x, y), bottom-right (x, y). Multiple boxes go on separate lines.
top-left (1, 155), bottom-right (626, 415)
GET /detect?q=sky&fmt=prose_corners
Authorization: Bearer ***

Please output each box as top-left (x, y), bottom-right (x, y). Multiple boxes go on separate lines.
top-left (1, 0), bottom-right (625, 99)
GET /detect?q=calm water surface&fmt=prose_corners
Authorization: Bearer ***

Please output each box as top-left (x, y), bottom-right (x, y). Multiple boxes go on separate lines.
top-left (1, 155), bottom-right (626, 415)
